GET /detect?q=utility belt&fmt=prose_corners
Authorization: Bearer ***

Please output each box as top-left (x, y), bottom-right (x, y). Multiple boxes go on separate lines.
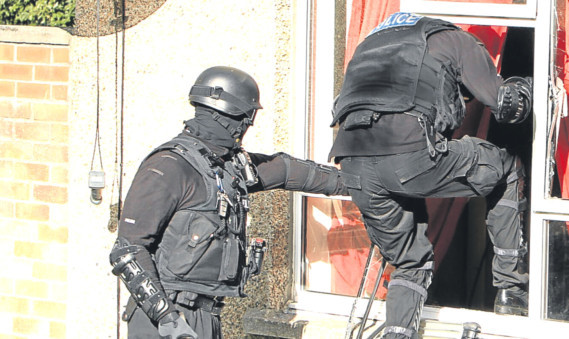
top-left (341, 107), bottom-right (448, 158)
top-left (167, 290), bottom-right (225, 316)
top-left (122, 291), bottom-right (226, 322)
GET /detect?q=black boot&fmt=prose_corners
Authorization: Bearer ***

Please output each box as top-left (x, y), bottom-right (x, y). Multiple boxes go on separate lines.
top-left (494, 287), bottom-right (528, 316)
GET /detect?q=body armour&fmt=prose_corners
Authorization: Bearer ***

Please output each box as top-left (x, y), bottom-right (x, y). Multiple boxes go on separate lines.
top-left (331, 13), bottom-right (465, 133)
top-left (151, 134), bottom-right (252, 297)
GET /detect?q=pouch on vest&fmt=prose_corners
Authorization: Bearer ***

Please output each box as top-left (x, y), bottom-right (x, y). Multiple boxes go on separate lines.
top-left (158, 211), bottom-right (220, 280)
top-left (218, 236), bottom-right (243, 282)
top-left (343, 110), bottom-right (381, 130)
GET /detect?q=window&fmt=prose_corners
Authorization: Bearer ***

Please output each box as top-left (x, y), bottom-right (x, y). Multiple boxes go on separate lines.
top-left (293, 0), bottom-right (569, 336)
top-left (400, 0), bottom-right (537, 20)
top-left (546, 219), bottom-right (569, 321)
top-left (545, 0), bottom-right (569, 202)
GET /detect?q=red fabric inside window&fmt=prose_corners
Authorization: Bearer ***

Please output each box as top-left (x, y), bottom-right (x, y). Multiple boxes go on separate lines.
top-left (555, 0), bottom-right (569, 200)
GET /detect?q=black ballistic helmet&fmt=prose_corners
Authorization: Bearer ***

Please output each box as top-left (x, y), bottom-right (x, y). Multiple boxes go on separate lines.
top-left (189, 66), bottom-right (262, 120)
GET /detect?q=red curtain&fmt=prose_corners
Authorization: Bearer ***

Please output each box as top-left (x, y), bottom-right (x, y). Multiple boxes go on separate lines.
top-left (556, 0), bottom-right (569, 199)
top-left (344, 0), bottom-right (400, 70)
top-left (343, 0), bottom-right (509, 269)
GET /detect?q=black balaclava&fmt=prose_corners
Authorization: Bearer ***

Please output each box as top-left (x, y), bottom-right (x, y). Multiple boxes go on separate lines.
top-left (184, 105), bottom-right (251, 150)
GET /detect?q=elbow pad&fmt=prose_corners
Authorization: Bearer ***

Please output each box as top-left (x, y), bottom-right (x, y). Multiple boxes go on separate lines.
top-left (279, 153), bottom-right (350, 196)
top-left (495, 76), bottom-right (532, 124)
top-left (110, 237), bottom-right (175, 322)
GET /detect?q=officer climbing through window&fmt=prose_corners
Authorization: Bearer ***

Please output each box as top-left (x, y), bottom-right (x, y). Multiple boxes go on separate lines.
top-left (329, 12), bottom-right (532, 339)
top-left (110, 66), bottom-right (354, 339)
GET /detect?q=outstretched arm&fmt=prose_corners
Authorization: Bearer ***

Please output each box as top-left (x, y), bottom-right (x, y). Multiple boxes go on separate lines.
top-left (247, 152), bottom-right (357, 195)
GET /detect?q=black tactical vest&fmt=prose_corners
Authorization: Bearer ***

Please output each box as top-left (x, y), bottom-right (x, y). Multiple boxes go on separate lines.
top-left (331, 13), bottom-right (464, 133)
top-left (152, 134), bottom-right (251, 297)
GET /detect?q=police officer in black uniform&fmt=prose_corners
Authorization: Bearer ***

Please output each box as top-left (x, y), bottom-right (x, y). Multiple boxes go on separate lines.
top-left (329, 12), bottom-right (533, 339)
top-left (110, 66), bottom-right (352, 339)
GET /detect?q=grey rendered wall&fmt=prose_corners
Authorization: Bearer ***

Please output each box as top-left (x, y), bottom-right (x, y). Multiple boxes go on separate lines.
top-left (68, 0), bottom-right (295, 338)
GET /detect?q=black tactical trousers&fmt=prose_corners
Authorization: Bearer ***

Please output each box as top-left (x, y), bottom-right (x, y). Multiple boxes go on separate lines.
top-left (340, 135), bottom-right (527, 339)
top-left (127, 303), bottom-right (222, 339)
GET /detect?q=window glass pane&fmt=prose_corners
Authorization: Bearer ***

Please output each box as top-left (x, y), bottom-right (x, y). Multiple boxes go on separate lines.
top-left (301, 0), bottom-right (536, 314)
top-left (547, 220), bottom-right (569, 321)
top-left (547, 0), bottom-right (569, 200)
top-left (304, 196), bottom-right (391, 297)
top-left (428, 0), bottom-right (525, 3)
top-left (400, 0), bottom-right (536, 19)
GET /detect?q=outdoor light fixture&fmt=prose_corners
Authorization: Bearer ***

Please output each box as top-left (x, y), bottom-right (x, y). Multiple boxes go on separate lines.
top-left (88, 170), bottom-right (105, 205)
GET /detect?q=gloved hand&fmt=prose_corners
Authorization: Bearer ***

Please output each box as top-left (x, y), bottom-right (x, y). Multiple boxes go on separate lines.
top-left (496, 76), bottom-right (533, 124)
top-left (158, 311), bottom-right (199, 339)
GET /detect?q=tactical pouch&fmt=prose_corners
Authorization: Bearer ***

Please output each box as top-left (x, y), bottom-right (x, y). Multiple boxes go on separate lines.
top-left (158, 211), bottom-right (220, 280)
top-left (218, 236), bottom-right (243, 282)
top-left (343, 110), bottom-right (380, 130)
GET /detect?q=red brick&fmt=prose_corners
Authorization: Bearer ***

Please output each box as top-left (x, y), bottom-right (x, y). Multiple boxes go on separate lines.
top-left (15, 281), bottom-right (48, 299)
top-left (17, 82), bottom-right (50, 100)
top-left (50, 166), bottom-right (68, 184)
top-left (33, 262), bottom-right (67, 281)
top-left (33, 185), bottom-right (67, 204)
top-left (35, 65), bottom-right (69, 82)
top-left (0, 119), bottom-right (13, 138)
top-left (52, 85), bottom-right (68, 101)
top-left (32, 103), bottom-right (68, 122)
top-left (0, 100), bottom-right (32, 120)
top-left (0, 64), bottom-right (33, 81)
top-left (50, 124), bottom-right (68, 143)
top-left (0, 199), bottom-right (14, 217)
top-left (14, 240), bottom-right (46, 258)
top-left (14, 121), bottom-right (50, 142)
top-left (38, 224), bottom-right (68, 243)
top-left (13, 316), bottom-right (41, 335)
top-left (0, 180), bottom-right (30, 200)
top-left (0, 141), bottom-right (34, 160)
top-left (14, 162), bottom-right (49, 182)
top-left (0, 80), bottom-right (15, 97)
top-left (14, 102), bottom-right (32, 119)
top-left (52, 48), bottom-right (69, 64)
top-left (0, 160), bottom-right (13, 178)
top-left (50, 321), bottom-right (66, 339)
top-left (32, 300), bottom-right (66, 319)
top-left (0, 44), bottom-right (15, 61)
top-left (15, 203), bottom-right (49, 221)
top-left (17, 46), bottom-right (50, 63)
top-left (33, 144), bottom-right (68, 163)
top-left (0, 100), bottom-right (14, 117)
top-left (0, 296), bottom-right (30, 314)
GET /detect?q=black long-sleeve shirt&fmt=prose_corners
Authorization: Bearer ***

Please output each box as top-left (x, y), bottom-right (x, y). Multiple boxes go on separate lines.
top-left (116, 135), bottom-right (347, 281)
top-left (329, 28), bottom-right (503, 159)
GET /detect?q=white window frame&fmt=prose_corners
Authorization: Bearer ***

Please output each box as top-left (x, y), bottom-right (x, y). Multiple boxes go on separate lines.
top-left (401, 0), bottom-right (537, 20)
top-left (292, 0), bottom-right (352, 313)
top-left (291, 0), bottom-right (569, 337)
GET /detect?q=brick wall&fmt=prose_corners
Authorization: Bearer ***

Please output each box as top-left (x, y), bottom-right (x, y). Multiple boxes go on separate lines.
top-left (0, 26), bottom-right (70, 339)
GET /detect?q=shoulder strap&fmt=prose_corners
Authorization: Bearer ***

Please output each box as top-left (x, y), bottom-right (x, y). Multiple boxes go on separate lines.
top-left (149, 134), bottom-right (221, 209)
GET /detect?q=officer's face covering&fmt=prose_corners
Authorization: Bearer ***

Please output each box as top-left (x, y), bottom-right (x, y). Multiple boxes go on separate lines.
top-left (184, 106), bottom-right (252, 149)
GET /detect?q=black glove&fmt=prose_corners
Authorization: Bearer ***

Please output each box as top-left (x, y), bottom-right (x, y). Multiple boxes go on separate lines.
top-left (158, 311), bottom-right (199, 339)
top-left (496, 76), bottom-right (533, 124)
